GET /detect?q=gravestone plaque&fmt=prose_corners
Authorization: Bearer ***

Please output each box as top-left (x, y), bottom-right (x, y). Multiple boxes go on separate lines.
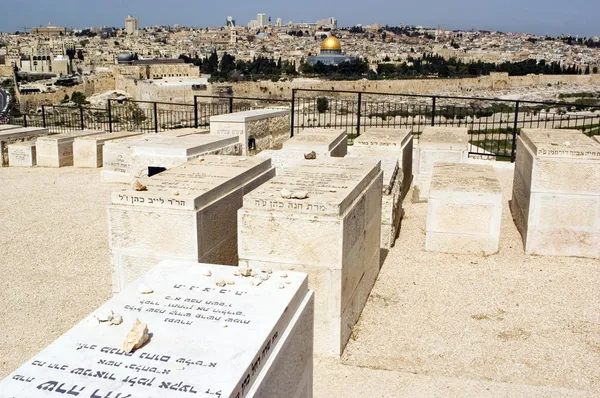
top-left (109, 155), bottom-right (275, 292)
top-left (238, 158), bottom-right (383, 357)
top-left (511, 128), bottom-right (600, 258)
top-left (74, 132), bottom-right (142, 168)
top-left (0, 261), bottom-right (314, 398)
top-left (8, 141), bottom-right (36, 167)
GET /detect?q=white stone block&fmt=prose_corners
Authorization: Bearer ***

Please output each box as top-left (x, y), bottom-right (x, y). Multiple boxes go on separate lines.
top-left (426, 163), bottom-right (502, 255)
top-left (102, 134), bottom-right (242, 184)
top-left (283, 128), bottom-right (347, 158)
top-left (0, 124), bottom-right (22, 131)
top-left (210, 108), bottom-right (290, 155)
top-left (414, 127), bottom-right (469, 202)
top-left (36, 130), bottom-right (104, 168)
top-left (238, 158), bottom-right (383, 357)
top-left (8, 141), bottom-right (36, 167)
top-left (108, 155), bottom-right (275, 292)
top-left (0, 261), bottom-right (314, 398)
top-left (0, 127), bottom-right (49, 166)
top-left (73, 132), bottom-right (142, 168)
top-left (510, 128), bottom-right (600, 258)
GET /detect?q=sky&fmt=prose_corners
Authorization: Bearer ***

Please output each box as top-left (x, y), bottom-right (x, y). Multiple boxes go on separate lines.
top-left (1, 0), bottom-right (599, 37)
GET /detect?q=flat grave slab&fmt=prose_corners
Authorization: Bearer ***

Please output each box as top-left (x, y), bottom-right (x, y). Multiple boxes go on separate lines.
top-left (8, 141), bottom-right (36, 167)
top-left (0, 127), bottom-right (50, 166)
top-left (36, 130), bottom-right (104, 168)
top-left (74, 132), bottom-right (142, 168)
top-left (0, 124), bottom-right (22, 131)
top-left (109, 155), bottom-right (275, 292)
top-left (413, 126), bottom-right (469, 202)
top-left (283, 128), bottom-right (347, 157)
top-left (210, 109), bottom-right (290, 155)
top-left (511, 128), bottom-right (600, 258)
top-left (102, 134), bottom-right (242, 184)
top-left (0, 260), bottom-right (314, 398)
top-left (426, 163), bottom-right (502, 255)
top-left (239, 158), bottom-right (383, 357)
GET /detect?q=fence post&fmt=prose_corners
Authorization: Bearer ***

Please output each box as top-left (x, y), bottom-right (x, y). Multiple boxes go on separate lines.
top-left (356, 92), bottom-right (362, 137)
top-left (431, 96), bottom-right (437, 126)
top-left (228, 96), bottom-right (233, 113)
top-left (107, 99), bottom-right (113, 133)
top-left (511, 101), bottom-right (520, 163)
top-left (41, 105), bottom-right (46, 128)
top-left (290, 89), bottom-right (296, 137)
top-left (153, 102), bottom-right (159, 133)
top-left (79, 106), bottom-right (84, 130)
top-left (193, 96), bottom-right (198, 129)
top-left (23, 114), bottom-right (27, 128)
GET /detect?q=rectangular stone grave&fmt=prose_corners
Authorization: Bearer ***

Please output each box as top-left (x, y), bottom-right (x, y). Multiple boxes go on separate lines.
top-left (102, 134), bottom-right (242, 184)
top-left (413, 126), bottom-right (469, 202)
top-left (158, 127), bottom-right (210, 137)
top-left (210, 109), bottom-right (290, 155)
top-left (0, 127), bottom-right (50, 166)
top-left (36, 130), bottom-right (104, 168)
top-left (108, 155), bottom-right (275, 292)
top-left (73, 132), bottom-right (142, 168)
top-left (238, 158), bottom-right (383, 357)
top-left (0, 124), bottom-right (22, 131)
top-left (349, 128), bottom-right (414, 249)
top-left (510, 128), bottom-right (600, 258)
top-left (426, 163), bottom-right (502, 255)
top-left (8, 141), bottom-right (36, 167)
top-left (257, 128), bottom-right (348, 175)
top-left (0, 260), bottom-right (314, 398)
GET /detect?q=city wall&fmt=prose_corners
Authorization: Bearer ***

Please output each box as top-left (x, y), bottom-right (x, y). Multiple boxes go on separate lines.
top-left (223, 73), bottom-right (600, 99)
top-left (17, 73), bottom-right (116, 111)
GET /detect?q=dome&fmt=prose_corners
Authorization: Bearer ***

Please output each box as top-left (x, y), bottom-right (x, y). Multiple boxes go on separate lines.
top-left (321, 36), bottom-right (342, 51)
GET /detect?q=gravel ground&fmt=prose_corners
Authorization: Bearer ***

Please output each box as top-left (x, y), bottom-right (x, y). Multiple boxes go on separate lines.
top-left (342, 167), bottom-right (600, 395)
top-left (0, 165), bottom-right (598, 397)
top-left (0, 167), bottom-right (113, 378)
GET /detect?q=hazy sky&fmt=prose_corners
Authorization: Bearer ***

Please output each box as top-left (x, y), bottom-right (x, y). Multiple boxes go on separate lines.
top-left (1, 0), bottom-right (598, 37)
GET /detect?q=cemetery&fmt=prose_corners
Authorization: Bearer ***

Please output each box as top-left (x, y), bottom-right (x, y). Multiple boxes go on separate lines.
top-left (0, 112), bottom-right (599, 397)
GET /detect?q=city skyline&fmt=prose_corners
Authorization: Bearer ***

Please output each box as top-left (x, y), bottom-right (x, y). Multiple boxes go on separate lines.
top-left (0, 0), bottom-right (598, 37)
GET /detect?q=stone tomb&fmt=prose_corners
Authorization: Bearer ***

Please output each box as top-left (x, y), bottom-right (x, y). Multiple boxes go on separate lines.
top-left (413, 126), bottom-right (469, 202)
top-left (210, 108), bottom-right (290, 155)
top-left (0, 261), bottom-right (314, 398)
top-left (348, 128), bottom-right (414, 248)
top-left (73, 132), bottom-right (142, 168)
top-left (0, 124), bottom-right (22, 131)
top-left (102, 134), bottom-right (242, 184)
top-left (36, 130), bottom-right (104, 168)
top-left (258, 128), bottom-right (348, 174)
top-left (238, 158), bottom-right (383, 357)
top-left (8, 141), bottom-right (36, 167)
top-left (426, 163), bottom-right (502, 255)
top-left (108, 155), bottom-right (275, 292)
top-left (0, 126), bottom-right (50, 166)
top-left (510, 128), bottom-right (600, 258)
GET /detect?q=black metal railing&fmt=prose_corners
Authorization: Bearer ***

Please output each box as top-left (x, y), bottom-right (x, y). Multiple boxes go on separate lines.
top-left (291, 88), bottom-right (600, 161)
top-left (4, 90), bottom-right (599, 162)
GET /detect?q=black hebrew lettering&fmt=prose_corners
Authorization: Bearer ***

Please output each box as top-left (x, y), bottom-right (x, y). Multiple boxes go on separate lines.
top-left (91, 389), bottom-right (132, 398)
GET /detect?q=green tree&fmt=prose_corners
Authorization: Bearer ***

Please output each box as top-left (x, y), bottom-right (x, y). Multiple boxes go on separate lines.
top-left (71, 92), bottom-right (88, 105)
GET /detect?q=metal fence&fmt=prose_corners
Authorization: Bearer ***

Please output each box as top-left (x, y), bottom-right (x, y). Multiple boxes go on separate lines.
top-left (291, 88), bottom-right (600, 161)
top-left (5, 89), bottom-right (600, 162)
top-left (7, 95), bottom-right (290, 135)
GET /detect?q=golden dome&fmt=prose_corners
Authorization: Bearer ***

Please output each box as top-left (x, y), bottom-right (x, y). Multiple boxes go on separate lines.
top-left (321, 36), bottom-right (342, 51)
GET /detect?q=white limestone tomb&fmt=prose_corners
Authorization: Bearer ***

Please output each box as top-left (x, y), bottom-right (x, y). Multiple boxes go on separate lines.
top-left (210, 108), bottom-right (290, 155)
top-left (8, 141), bottom-right (36, 167)
top-left (36, 130), bottom-right (104, 168)
top-left (413, 126), bottom-right (469, 202)
top-left (238, 158), bottom-right (383, 357)
top-left (0, 126), bottom-right (49, 166)
top-left (108, 155), bottom-right (275, 292)
top-left (0, 260), bottom-right (314, 398)
top-left (102, 134), bottom-right (242, 183)
top-left (510, 128), bottom-right (600, 258)
top-left (426, 163), bottom-right (502, 255)
top-left (73, 131), bottom-right (142, 168)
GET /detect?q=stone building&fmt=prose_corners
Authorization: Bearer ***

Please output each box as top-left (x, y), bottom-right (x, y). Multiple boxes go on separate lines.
top-left (307, 36), bottom-right (358, 66)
